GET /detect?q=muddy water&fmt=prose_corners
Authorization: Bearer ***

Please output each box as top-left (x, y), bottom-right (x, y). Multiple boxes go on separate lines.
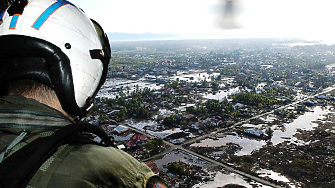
top-left (154, 151), bottom-right (269, 188)
top-left (191, 135), bottom-right (267, 156)
top-left (193, 172), bottom-right (271, 188)
top-left (191, 106), bottom-right (331, 156)
top-left (271, 106), bottom-right (331, 145)
top-left (257, 169), bottom-right (290, 183)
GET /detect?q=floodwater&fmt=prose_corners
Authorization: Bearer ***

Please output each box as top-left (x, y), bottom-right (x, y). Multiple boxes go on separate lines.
top-left (158, 109), bottom-right (174, 116)
top-left (190, 135), bottom-right (267, 156)
top-left (193, 172), bottom-right (271, 188)
top-left (175, 103), bottom-right (196, 112)
top-left (98, 71), bottom-right (223, 98)
top-left (257, 169), bottom-right (298, 188)
top-left (257, 169), bottom-right (290, 183)
top-left (97, 77), bottom-right (162, 98)
top-left (202, 87), bottom-right (240, 101)
top-left (259, 115), bottom-right (277, 123)
top-left (271, 106), bottom-right (331, 145)
top-left (171, 71), bottom-right (220, 82)
top-left (154, 151), bottom-right (269, 188)
top-left (190, 106), bottom-right (332, 156)
top-left (125, 119), bottom-right (157, 130)
top-left (125, 119), bottom-right (183, 138)
top-left (242, 123), bottom-right (267, 129)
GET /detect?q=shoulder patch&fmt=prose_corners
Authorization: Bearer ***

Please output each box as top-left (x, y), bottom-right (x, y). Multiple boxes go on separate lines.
top-left (146, 176), bottom-right (169, 188)
top-left (153, 182), bottom-right (167, 188)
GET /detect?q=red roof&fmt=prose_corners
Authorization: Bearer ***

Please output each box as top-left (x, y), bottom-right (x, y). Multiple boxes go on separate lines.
top-left (145, 161), bottom-right (160, 174)
top-left (126, 134), bottom-right (148, 146)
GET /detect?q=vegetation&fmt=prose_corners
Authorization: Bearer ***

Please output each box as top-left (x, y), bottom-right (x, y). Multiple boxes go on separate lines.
top-left (145, 138), bottom-right (164, 150)
top-left (265, 127), bottom-right (274, 139)
top-left (167, 162), bottom-right (186, 175)
top-left (187, 99), bottom-right (234, 119)
top-left (232, 92), bottom-right (277, 107)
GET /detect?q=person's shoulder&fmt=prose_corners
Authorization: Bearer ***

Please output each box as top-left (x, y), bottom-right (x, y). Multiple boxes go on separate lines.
top-left (56, 143), bottom-right (158, 187)
top-left (74, 144), bottom-right (171, 187)
top-left (74, 143), bottom-right (142, 164)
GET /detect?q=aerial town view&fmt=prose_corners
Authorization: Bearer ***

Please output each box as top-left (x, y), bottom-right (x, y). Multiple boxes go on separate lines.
top-left (85, 38), bottom-right (335, 188)
top-left (1, 0), bottom-right (334, 187)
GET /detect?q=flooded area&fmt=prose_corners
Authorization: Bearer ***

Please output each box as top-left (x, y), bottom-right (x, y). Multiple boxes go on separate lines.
top-left (153, 108), bottom-right (175, 119)
top-left (259, 115), bottom-right (277, 123)
top-left (125, 119), bottom-right (183, 138)
top-left (88, 38), bottom-right (335, 187)
top-left (154, 150), bottom-right (209, 170)
top-left (125, 119), bottom-right (157, 130)
top-left (154, 150), bottom-right (271, 188)
top-left (174, 103), bottom-right (196, 112)
top-left (257, 169), bottom-right (290, 184)
top-left (190, 106), bottom-right (333, 157)
top-left (97, 75), bottom-right (334, 187)
top-left (271, 106), bottom-right (332, 145)
top-left (171, 71), bottom-right (220, 82)
top-left (98, 71), bottom-right (227, 99)
top-left (193, 172), bottom-right (271, 188)
top-left (202, 87), bottom-right (241, 101)
top-left (191, 134), bottom-right (267, 156)
top-left (97, 77), bottom-right (162, 98)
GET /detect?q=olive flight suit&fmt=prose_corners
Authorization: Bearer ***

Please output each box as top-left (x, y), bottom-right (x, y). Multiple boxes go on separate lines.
top-left (0, 96), bottom-right (165, 188)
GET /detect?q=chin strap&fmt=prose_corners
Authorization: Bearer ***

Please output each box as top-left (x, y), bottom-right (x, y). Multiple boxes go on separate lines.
top-left (0, 131), bottom-right (27, 163)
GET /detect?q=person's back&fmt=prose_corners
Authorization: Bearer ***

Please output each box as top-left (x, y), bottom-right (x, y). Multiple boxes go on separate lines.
top-left (0, 90), bottom-right (158, 187)
top-left (0, 0), bottom-right (168, 187)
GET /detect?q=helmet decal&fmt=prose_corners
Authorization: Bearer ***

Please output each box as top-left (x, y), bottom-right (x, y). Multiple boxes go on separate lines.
top-left (32, 0), bottom-right (74, 30)
top-left (9, 14), bottom-right (19, 29)
top-left (6, 0), bottom-right (29, 29)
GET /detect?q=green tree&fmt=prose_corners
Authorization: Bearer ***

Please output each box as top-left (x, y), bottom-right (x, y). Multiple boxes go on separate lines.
top-left (167, 162), bottom-right (186, 175)
top-left (145, 141), bottom-right (154, 150)
top-left (265, 127), bottom-right (274, 139)
top-left (201, 80), bottom-right (209, 88)
top-left (155, 138), bottom-right (164, 146)
top-left (162, 115), bottom-right (177, 127)
top-left (118, 107), bottom-right (127, 120)
top-left (212, 81), bottom-right (220, 91)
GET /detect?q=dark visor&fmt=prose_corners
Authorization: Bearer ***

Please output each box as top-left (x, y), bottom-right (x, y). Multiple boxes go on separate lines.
top-left (89, 19), bottom-right (111, 61)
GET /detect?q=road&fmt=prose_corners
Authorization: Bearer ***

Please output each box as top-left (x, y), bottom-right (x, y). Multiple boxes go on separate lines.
top-left (123, 86), bottom-right (335, 187)
top-left (126, 124), bottom-right (282, 187)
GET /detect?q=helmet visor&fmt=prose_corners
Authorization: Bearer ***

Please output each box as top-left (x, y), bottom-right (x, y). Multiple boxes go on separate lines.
top-left (89, 19), bottom-right (111, 61)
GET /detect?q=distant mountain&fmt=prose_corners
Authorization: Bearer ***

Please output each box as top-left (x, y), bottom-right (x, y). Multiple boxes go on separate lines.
top-left (107, 32), bottom-right (303, 42)
top-left (107, 32), bottom-right (181, 41)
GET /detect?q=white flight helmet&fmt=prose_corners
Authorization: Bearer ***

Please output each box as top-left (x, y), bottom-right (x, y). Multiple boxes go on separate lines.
top-left (0, 0), bottom-right (111, 117)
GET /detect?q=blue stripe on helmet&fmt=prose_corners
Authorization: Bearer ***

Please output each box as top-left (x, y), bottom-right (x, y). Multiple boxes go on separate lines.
top-left (58, 0), bottom-right (74, 6)
top-left (9, 14), bottom-right (20, 29)
top-left (32, 1), bottom-right (70, 30)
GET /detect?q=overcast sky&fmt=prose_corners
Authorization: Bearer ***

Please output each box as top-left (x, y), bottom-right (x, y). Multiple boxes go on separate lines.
top-left (70, 0), bottom-right (335, 42)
